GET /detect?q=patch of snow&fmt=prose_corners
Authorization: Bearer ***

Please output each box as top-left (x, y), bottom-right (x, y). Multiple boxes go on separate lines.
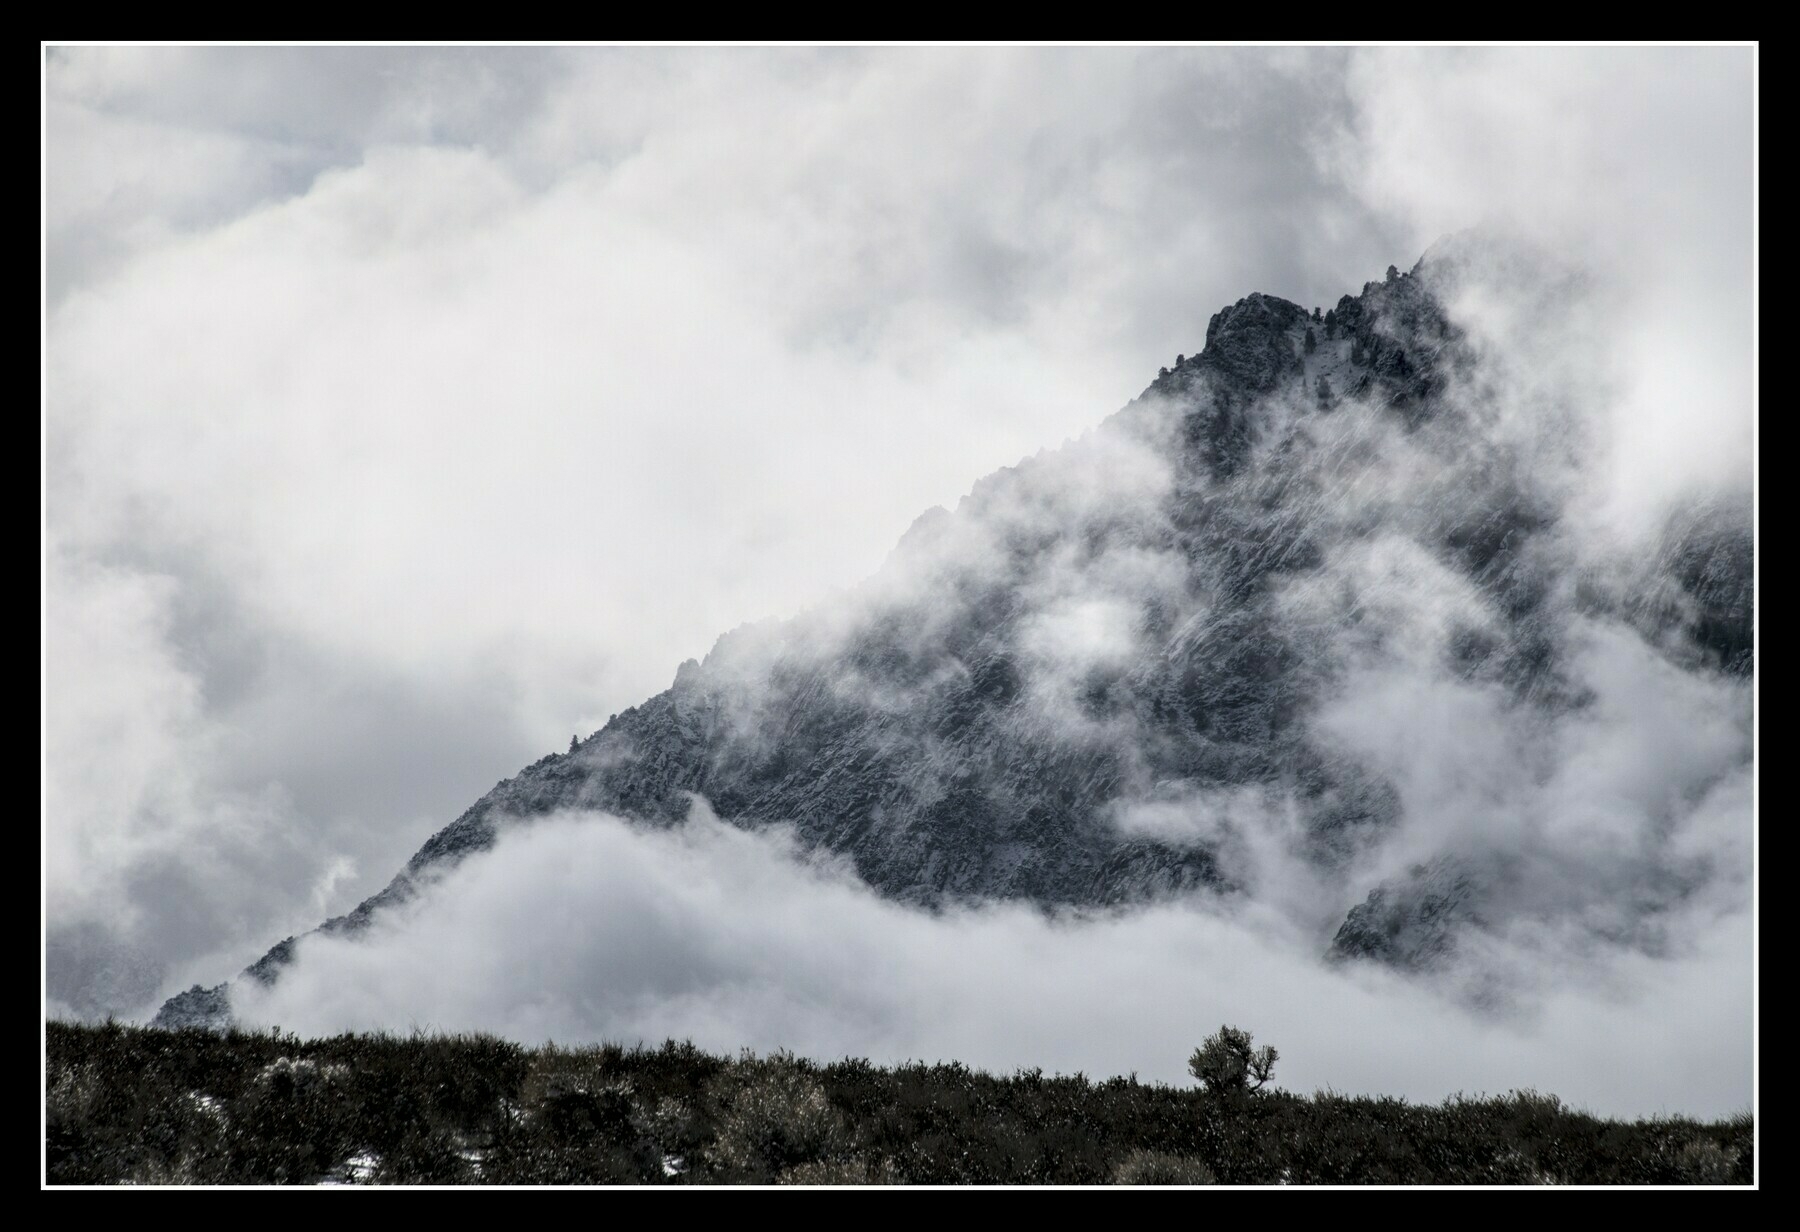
top-left (321, 1150), bottom-right (380, 1185)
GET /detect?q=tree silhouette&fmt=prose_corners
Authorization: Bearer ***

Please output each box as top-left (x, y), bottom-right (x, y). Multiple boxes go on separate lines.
top-left (1303, 327), bottom-right (1317, 356)
top-left (1188, 1025), bottom-right (1278, 1096)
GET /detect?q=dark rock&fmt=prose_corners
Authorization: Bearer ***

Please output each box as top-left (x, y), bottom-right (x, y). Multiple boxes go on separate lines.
top-left (149, 982), bottom-right (232, 1031)
top-left (1329, 860), bottom-right (1482, 970)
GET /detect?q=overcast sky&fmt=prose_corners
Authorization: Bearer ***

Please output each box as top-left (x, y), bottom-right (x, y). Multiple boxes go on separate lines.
top-left (42, 47), bottom-right (1754, 1113)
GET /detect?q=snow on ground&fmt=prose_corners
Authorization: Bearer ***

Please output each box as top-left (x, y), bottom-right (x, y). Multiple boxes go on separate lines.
top-left (320, 1151), bottom-right (381, 1185)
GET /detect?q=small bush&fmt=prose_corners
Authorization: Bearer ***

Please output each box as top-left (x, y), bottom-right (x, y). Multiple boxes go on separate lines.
top-left (1112, 1149), bottom-right (1217, 1185)
top-left (705, 1056), bottom-right (852, 1181)
top-left (1675, 1140), bottom-right (1737, 1184)
top-left (1189, 1025), bottom-right (1278, 1096)
top-left (780, 1158), bottom-right (900, 1185)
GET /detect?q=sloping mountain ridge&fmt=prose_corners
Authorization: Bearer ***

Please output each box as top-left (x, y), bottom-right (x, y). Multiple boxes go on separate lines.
top-left (155, 249), bottom-right (1752, 1029)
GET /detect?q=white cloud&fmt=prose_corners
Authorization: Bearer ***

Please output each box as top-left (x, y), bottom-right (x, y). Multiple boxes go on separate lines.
top-left (42, 540), bottom-right (328, 1013)
top-left (236, 808), bottom-right (1752, 1121)
top-left (47, 50), bottom-right (1389, 1011)
top-left (1330, 46), bottom-right (1754, 539)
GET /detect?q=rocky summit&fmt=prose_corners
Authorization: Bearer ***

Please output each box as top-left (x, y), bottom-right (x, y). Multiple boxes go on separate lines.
top-left (155, 249), bottom-right (1752, 1031)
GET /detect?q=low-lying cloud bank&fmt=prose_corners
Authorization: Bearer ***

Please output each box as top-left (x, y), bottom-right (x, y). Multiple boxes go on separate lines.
top-left (233, 808), bottom-right (1751, 1121)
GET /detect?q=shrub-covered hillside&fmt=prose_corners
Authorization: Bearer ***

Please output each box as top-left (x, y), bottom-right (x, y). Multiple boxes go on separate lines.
top-left (45, 1021), bottom-right (1751, 1185)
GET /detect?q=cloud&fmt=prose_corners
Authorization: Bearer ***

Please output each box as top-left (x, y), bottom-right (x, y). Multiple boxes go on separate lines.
top-left (43, 48), bottom-right (1402, 1015)
top-left (43, 44), bottom-right (1753, 1074)
top-left (235, 808), bottom-right (1751, 1121)
top-left (43, 46), bottom-right (568, 304)
top-left (43, 540), bottom-right (308, 1013)
top-left (1328, 46), bottom-right (1754, 538)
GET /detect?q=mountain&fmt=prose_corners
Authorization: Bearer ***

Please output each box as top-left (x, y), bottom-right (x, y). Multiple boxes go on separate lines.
top-left (154, 248), bottom-right (1753, 1030)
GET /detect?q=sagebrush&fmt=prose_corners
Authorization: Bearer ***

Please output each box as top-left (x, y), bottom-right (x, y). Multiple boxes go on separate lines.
top-left (44, 1021), bottom-right (1752, 1185)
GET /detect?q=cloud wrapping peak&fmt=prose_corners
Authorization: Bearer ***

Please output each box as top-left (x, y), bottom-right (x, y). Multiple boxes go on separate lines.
top-left (45, 47), bottom-right (1752, 1117)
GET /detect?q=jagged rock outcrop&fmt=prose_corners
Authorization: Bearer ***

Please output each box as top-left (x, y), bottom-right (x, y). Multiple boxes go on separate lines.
top-left (1328, 859), bottom-right (1482, 970)
top-left (150, 982), bottom-right (231, 1031)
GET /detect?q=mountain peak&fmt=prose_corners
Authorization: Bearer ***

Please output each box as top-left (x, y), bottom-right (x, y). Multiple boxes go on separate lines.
top-left (1204, 291), bottom-right (1309, 348)
top-left (151, 252), bottom-right (1751, 1032)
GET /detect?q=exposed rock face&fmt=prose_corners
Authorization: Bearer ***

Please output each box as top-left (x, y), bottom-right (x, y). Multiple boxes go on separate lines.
top-left (1195, 292), bottom-right (1310, 397)
top-left (153, 250), bottom-right (1752, 1029)
top-left (1329, 859), bottom-right (1482, 970)
top-left (150, 982), bottom-right (231, 1031)
top-left (1662, 503), bottom-right (1755, 678)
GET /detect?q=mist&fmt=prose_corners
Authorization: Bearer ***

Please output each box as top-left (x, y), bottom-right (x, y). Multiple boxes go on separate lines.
top-left (44, 46), bottom-right (1753, 1118)
top-left (234, 807), bottom-right (1751, 1121)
